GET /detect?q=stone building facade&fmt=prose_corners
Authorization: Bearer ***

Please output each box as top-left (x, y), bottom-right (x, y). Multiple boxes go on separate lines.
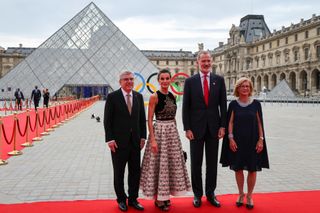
top-left (212, 14), bottom-right (320, 96)
top-left (141, 50), bottom-right (197, 76)
top-left (0, 45), bottom-right (34, 78)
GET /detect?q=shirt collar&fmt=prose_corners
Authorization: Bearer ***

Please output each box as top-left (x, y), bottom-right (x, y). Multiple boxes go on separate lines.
top-left (121, 88), bottom-right (133, 96)
top-left (200, 71), bottom-right (210, 78)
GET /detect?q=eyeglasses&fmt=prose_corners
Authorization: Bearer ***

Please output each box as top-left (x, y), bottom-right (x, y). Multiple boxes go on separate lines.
top-left (121, 78), bottom-right (134, 81)
top-left (240, 85), bottom-right (250, 88)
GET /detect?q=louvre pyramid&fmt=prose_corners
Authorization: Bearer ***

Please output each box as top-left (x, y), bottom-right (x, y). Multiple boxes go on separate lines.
top-left (0, 2), bottom-right (158, 98)
top-left (266, 79), bottom-right (296, 98)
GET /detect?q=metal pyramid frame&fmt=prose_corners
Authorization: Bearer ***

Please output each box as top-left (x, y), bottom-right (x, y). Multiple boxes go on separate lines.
top-left (0, 2), bottom-right (158, 98)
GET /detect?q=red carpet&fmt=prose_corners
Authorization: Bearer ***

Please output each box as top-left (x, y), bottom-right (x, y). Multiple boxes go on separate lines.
top-left (1, 191), bottom-right (320, 213)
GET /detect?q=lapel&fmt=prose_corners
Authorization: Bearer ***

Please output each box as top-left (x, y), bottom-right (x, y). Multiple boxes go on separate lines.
top-left (209, 74), bottom-right (217, 103)
top-left (194, 73), bottom-right (204, 97)
top-left (132, 91), bottom-right (138, 116)
top-left (117, 89), bottom-right (131, 116)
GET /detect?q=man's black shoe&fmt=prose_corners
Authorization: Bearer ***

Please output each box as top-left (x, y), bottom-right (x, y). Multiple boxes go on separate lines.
top-left (207, 195), bottom-right (221, 207)
top-left (118, 201), bottom-right (128, 211)
top-left (128, 200), bottom-right (144, 211)
top-left (193, 197), bottom-right (202, 208)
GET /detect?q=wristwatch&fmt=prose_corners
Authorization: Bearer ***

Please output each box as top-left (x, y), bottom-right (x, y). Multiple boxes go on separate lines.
top-left (259, 136), bottom-right (264, 140)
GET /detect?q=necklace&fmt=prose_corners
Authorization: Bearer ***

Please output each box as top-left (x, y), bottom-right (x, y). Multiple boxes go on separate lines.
top-left (236, 98), bottom-right (253, 107)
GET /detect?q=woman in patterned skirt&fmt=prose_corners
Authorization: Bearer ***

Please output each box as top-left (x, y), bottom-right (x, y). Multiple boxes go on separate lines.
top-left (140, 69), bottom-right (191, 211)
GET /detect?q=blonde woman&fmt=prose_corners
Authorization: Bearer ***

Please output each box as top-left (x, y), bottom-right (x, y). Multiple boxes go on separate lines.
top-left (220, 77), bottom-right (269, 209)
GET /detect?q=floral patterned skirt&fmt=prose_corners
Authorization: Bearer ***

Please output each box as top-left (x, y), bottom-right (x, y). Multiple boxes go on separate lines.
top-left (140, 120), bottom-right (191, 201)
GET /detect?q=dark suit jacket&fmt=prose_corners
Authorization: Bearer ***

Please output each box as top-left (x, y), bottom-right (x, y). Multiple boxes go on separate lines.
top-left (104, 89), bottom-right (146, 149)
top-left (31, 89), bottom-right (41, 101)
top-left (182, 73), bottom-right (227, 139)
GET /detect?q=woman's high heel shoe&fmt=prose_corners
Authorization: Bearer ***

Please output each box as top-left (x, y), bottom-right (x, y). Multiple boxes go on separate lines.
top-left (236, 194), bottom-right (245, 207)
top-left (246, 195), bottom-right (254, 209)
top-left (155, 200), bottom-right (169, 211)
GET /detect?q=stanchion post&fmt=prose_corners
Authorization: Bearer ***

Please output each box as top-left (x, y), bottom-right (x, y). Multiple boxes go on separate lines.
top-left (21, 109), bottom-right (33, 147)
top-left (0, 116), bottom-right (8, 165)
top-left (8, 113), bottom-right (23, 156)
top-left (32, 111), bottom-right (43, 141)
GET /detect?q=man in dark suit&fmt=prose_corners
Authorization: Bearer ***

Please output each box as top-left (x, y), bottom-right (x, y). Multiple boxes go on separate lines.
top-left (182, 50), bottom-right (227, 208)
top-left (31, 86), bottom-right (41, 111)
top-left (14, 88), bottom-right (24, 110)
top-left (104, 71), bottom-right (146, 212)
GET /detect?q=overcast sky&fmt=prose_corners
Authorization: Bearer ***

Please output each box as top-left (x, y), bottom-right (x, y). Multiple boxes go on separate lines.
top-left (1, 0), bottom-right (320, 52)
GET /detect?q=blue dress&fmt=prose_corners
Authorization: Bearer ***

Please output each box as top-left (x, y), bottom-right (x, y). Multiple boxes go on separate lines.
top-left (220, 99), bottom-right (269, 171)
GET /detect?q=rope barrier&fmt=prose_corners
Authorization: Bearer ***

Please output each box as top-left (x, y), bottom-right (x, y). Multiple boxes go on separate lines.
top-left (0, 116), bottom-right (8, 165)
top-left (40, 110), bottom-right (50, 136)
top-left (1, 118), bottom-right (16, 145)
top-left (0, 96), bottom-right (99, 161)
top-left (16, 118), bottom-right (28, 137)
top-left (32, 111), bottom-right (42, 142)
top-left (8, 113), bottom-right (23, 156)
top-left (21, 111), bottom-right (33, 147)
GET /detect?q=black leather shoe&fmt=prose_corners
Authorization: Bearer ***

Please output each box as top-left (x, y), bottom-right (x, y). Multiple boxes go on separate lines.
top-left (193, 197), bottom-right (202, 208)
top-left (118, 201), bottom-right (128, 212)
top-left (128, 200), bottom-right (144, 211)
top-left (207, 195), bottom-right (221, 207)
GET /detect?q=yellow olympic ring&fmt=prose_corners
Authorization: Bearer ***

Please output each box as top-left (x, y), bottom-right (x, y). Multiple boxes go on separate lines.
top-left (135, 83), bottom-right (157, 93)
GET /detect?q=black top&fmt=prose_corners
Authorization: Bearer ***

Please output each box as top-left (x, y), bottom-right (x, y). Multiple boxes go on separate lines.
top-left (155, 91), bottom-right (176, 120)
top-left (220, 99), bottom-right (269, 171)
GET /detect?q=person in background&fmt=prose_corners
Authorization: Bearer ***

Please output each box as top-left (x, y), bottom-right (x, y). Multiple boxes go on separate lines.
top-left (140, 69), bottom-right (191, 211)
top-left (104, 71), bottom-right (146, 212)
top-left (14, 88), bottom-right (24, 110)
top-left (182, 50), bottom-right (227, 208)
top-left (220, 77), bottom-right (269, 209)
top-left (31, 86), bottom-right (41, 111)
top-left (43, 88), bottom-right (50, 108)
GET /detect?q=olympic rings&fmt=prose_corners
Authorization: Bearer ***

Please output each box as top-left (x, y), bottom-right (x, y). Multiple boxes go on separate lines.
top-left (133, 71), bottom-right (190, 95)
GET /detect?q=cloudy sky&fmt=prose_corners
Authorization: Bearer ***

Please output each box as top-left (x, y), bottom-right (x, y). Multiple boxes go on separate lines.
top-left (0, 0), bottom-right (319, 52)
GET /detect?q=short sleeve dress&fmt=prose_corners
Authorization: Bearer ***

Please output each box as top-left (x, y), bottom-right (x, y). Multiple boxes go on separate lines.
top-left (220, 99), bottom-right (269, 172)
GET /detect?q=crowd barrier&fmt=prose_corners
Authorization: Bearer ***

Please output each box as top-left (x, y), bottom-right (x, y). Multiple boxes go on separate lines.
top-left (0, 96), bottom-right (77, 115)
top-left (0, 96), bottom-right (99, 165)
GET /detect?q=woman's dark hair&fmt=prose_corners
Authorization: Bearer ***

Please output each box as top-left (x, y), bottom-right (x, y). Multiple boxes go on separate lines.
top-left (157, 69), bottom-right (171, 80)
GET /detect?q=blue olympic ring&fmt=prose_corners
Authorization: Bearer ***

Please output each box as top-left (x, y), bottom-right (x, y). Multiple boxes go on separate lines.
top-left (134, 72), bottom-right (146, 93)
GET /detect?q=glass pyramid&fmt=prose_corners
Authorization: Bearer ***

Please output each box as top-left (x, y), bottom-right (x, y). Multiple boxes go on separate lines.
top-left (0, 2), bottom-right (158, 98)
top-left (267, 79), bottom-right (296, 98)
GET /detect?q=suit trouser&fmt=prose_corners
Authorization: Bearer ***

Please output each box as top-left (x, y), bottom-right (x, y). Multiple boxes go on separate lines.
top-left (190, 129), bottom-right (219, 198)
top-left (34, 99), bottom-right (40, 110)
top-left (111, 139), bottom-right (141, 203)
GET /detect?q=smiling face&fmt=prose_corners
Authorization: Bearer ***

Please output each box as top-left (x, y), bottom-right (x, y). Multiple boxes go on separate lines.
top-left (237, 80), bottom-right (252, 97)
top-left (197, 52), bottom-right (212, 74)
top-left (119, 72), bottom-right (134, 93)
top-left (158, 72), bottom-right (171, 90)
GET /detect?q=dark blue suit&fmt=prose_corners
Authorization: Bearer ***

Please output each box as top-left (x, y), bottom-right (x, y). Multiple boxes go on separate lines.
top-left (182, 73), bottom-right (227, 198)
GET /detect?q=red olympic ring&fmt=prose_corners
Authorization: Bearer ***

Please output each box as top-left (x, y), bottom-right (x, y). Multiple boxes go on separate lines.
top-left (170, 72), bottom-right (190, 95)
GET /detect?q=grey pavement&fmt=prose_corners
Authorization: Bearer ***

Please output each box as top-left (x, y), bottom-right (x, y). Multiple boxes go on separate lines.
top-left (0, 101), bottom-right (320, 204)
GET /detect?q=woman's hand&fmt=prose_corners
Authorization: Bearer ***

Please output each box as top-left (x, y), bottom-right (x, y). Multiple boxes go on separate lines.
top-left (151, 139), bottom-right (158, 154)
top-left (256, 140), bottom-right (263, 153)
top-left (229, 138), bottom-right (238, 152)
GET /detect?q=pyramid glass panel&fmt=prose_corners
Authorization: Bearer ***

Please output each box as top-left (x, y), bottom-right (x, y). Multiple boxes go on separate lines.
top-left (0, 2), bottom-right (158, 98)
